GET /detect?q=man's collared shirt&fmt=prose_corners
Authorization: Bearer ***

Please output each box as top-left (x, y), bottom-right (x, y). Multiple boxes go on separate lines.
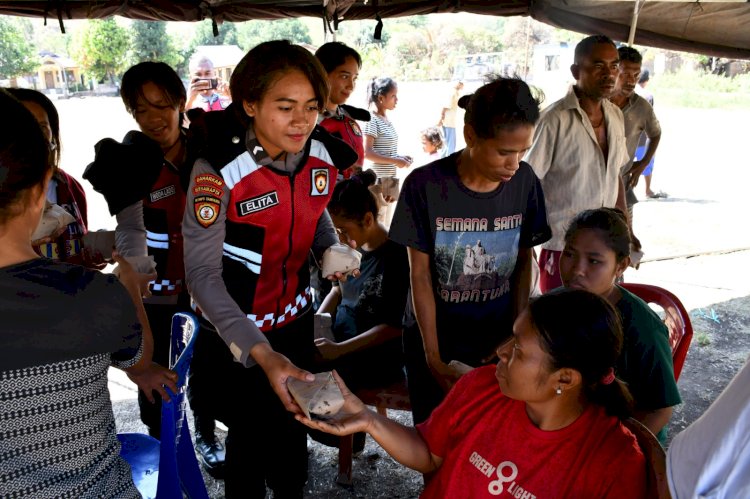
top-left (524, 85), bottom-right (630, 251)
top-left (621, 92), bottom-right (661, 172)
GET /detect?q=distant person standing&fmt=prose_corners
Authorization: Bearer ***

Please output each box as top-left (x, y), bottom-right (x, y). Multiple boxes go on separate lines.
top-left (437, 80), bottom-right (464, 156)
top-left (634, 70), bottom-right (666, 198)
top-left (524, 35), bottom-right (631, 293)
top-left (363, 77), bottom-right (412, 226)
top-left (609, 47), bottom-right (662, 217)
top-left (186, 53), bottom-right (230, 112)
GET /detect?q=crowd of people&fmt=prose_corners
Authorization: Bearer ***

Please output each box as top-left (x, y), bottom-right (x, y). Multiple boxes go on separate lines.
top-left (0, 33), bottom-right (746, 499)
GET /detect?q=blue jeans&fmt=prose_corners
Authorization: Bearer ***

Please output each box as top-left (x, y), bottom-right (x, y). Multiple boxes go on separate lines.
top-left (442, 126), bottom-right (456, 156)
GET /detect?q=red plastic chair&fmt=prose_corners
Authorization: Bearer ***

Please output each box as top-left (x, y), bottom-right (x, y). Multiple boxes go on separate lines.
top-left (622, 418), bottom-right (670, 498)
top-left (621, 283), bottom-right (694, 380)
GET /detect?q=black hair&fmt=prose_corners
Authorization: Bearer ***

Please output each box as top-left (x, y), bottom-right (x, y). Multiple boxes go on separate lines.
top-left (565, 208), bottom-right (631, 262)
top-left (0, 89), bottom-right (51, 224)
top-left (230, 40), bottom-right (329, 118)
top-left (120, 61), bottom-right (186, 115)
top-left (5, 88), bottom-right (61, 171)
top-left (529, 289), bottom-right (634, 419)
top-left (367, 77), bottom-right (397, 107)
top-left (574, 35), bottom-right (618, 64)
top-left (327, 169), bottom-right (378, 223)
top-left (618, 46), bottom-right (643, 64)
top-left (421, 126), bottom-right (444, 151)
top-left (458, 76), bottom-right (542, 139)
top-left (315, 42), bottom-right (362, 74)
top-left (639, 69), bottom-right (651, 84)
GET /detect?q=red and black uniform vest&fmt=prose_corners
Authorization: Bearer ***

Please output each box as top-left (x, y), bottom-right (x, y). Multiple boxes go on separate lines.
top-left (35, 169), bottom-right (88, 265)
top-left (319, 105), bottom-right (368, 179)
top-left (217, 141), bottom-right (338, 331)
top-left (144, 161), bottom-right (187, 296)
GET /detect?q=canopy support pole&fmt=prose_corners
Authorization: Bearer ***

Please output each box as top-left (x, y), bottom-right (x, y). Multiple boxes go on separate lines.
top-left (627, 0), bottom-right (642, 45)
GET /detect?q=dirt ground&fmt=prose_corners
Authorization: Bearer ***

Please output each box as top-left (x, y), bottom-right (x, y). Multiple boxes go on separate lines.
top-left (52, 90), bottom-right (749, 497)
top-left (111, 249), bottom-right (750, 497)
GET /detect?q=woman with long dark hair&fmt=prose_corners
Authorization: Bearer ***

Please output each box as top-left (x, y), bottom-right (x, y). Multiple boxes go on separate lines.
top-left (0, 89), bottom-right (175, 499)
top-left (298, 289), bottom-right (647, 497)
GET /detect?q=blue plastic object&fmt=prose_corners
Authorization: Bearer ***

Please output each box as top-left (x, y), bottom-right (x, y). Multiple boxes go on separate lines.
top-left (118, 312), bottom-right (209, 499)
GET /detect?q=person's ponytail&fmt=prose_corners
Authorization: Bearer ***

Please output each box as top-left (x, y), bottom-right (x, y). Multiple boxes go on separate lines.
top-left (367, 77), bottom-right (397, 108)
top-left (530, 289), bottom-right (635, 420)
top-left (588, 378), bottom-right (634, 419)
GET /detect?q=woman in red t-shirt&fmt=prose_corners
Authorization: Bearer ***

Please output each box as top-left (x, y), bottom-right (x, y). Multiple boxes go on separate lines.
top-left (297, 289), bottom-right (647, 498)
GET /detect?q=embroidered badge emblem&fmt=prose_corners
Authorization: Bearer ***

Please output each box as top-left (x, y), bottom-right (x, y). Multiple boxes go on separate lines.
top-left (311, 168), bottom-right (329, 196)
top-left (194, 196), bottom-right (221, 227)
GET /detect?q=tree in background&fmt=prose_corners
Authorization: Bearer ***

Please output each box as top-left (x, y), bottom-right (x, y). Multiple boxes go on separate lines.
top-left (129, 20), bottom-right (182, 69)
top-left (71, 19), bottom-right (129, 84)
top-left (334, 15), bottom-right (504, 81)
top-left (501, 17), bottom-right (553, 77)
top-left (33, 19), bottom-right (70, 58)
top-left (0, 16), bottom-right (38, 86)
top-left (236, 18), bottom-right (312, 51)
top-left (190, 20), bottom-right (239, 50)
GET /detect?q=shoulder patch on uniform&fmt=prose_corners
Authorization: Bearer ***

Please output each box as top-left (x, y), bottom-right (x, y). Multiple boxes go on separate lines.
top-left (311, 168), bottom-right (329, 196)
top-left (349, 120), bottom-right (362, 137)
top-left (194, 173), bottom-right (225, 194)
top-left (194, 195), bottom-right (221, 228)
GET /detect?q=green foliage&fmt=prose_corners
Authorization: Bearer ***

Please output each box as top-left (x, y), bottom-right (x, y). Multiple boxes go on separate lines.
top-left (34, 21), bottom-right (70, 56)
top-left (0, 17), bottom-right (38, 79)
top-left (190, 20), bottom-right (238, 50)
top-left (129, 21), bottom-right (182, 69)
top-left (333, 15), bottom-right (504, 81)
top-left (695, 332), bottom-right (711, 346)
top-left (236, 18), bottom-right (312, 51)
top-left (650, 70), bottom-right (750, 109)
top-left (71, 19), bottom-right (130, 83)
top-left (501, 17), bottom-right (553, 75)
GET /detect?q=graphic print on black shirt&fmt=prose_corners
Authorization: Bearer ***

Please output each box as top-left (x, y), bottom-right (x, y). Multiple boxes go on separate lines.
top-left (434, 215), bottom-right (522, 305)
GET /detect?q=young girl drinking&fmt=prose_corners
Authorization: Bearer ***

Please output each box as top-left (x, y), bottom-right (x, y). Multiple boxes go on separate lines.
top-left (559, 207), bottom-right (680, 441)
top-left (182, 40), bottom-right (358, 498)
top-left (297, 289), bottom-right (647, 498)
top-left (315, 169), bottom-right (409, 390)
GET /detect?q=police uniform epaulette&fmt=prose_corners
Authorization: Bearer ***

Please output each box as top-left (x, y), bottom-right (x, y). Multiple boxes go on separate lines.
top-left (83, 130), bottom-right (164, 216)
top-left (310, 125), bottom-right (359, 172)
top-left (186, 104), bottom-right (247, 176)
top-left (339, 104), bottom-right (370, 122)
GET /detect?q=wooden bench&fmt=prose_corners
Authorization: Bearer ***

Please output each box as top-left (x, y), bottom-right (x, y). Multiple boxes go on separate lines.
top-left (336, 379), bottom-right (411, 485)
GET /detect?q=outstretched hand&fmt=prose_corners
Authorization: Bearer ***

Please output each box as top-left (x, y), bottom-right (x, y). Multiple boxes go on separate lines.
top-left (253, 343), bottom-right (316, 415)
top-left (295, 370), bottom-right (372, 436)
top-left (428, 358), bottom-right (464, 393)
top-left (127, 362), bottom-right (179, 404)
top-left (112, 251), bottom-right (156, 299)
